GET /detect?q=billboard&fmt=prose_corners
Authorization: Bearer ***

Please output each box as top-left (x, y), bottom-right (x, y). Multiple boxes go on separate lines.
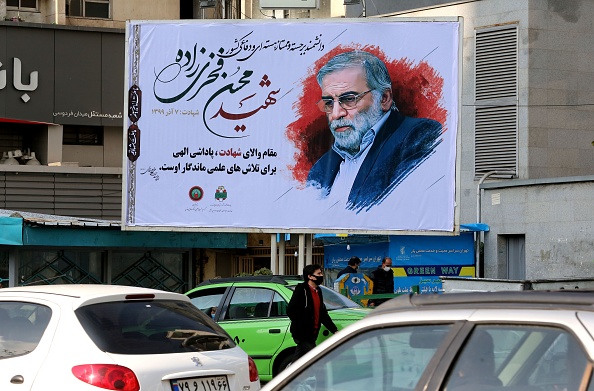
top-left (123, 18), bottom-right (461, 233)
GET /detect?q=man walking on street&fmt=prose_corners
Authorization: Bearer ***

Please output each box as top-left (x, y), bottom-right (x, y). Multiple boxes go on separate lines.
top-left (288, 264), bottom-right (338, 363)
top-left (369, 257), bottom-right (394, 307)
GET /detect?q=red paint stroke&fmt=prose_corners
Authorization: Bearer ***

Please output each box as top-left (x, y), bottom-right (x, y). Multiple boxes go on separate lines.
top-left (286, 44), bottom-right (447, 184)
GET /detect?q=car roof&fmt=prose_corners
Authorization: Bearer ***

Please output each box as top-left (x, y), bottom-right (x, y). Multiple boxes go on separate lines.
top-left (196, 275), bottom-right (304, 287)
top-left (0, 284), bottom-right (187, 307)
top-left (370, 290), bottom-right (594, 318)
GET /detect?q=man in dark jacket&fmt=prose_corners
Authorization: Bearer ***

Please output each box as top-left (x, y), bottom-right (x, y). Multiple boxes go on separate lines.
top-left (337, 256), bottom-right (361, 279)
top-left (288, 264), bottom-right (338, 363)
top-left (369, 257), bottom-right (394, 306)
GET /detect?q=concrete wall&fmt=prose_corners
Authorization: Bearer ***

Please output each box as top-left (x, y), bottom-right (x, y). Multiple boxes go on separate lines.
top-left (481, 176), bottom-right (594, 279)
top-left (525, 0), bottom-right (594, 178)
top-left (376, 0), bottom-right (531, 228)
top-left (368, 0), bottom-right (594, 278)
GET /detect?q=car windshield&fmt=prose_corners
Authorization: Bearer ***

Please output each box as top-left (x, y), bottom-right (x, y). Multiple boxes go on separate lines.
top-left (76, 299), bottom-right (235, 355)
top-left (288, 285), bottom-right (360, 310)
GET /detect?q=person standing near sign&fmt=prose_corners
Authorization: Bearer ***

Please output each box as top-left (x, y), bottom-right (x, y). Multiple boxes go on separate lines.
top-left (369, 257), bottom-right (394, 307)
top-left (307, 50), bottom-right (443, 211)
top-left (337, 256), bottom-right (361, 279)
top-left (288, 264), bottom-right (338, 363)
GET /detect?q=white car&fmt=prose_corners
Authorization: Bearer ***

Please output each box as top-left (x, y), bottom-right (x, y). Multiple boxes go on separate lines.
top-left (263, 290), bottom-right (594, 391)
top-left (0, 284), bottom-right (260, 391)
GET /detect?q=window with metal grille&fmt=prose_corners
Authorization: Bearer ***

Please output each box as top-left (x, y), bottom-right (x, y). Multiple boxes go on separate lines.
top-left (474, 25), bottom-right (518, 178)
top-left (7, 0), bottom-right (37, 10)
top-left (63, 125), bottom-right (104, 146)
top-left (67, 0), bottom-right (110, 19)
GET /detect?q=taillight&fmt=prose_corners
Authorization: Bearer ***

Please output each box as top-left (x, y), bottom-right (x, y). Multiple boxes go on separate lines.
top-left (248, 356), bottom-right (259, 382)
top-left (72, 364), bottom-right (140, 391)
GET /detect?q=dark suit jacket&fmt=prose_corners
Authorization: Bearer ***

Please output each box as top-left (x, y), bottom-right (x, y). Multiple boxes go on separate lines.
top-left (307, 109), bottom-right (443, 212)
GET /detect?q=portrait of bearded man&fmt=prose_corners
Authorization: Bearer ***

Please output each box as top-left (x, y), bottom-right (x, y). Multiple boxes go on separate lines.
top-left (306, 50), bottom-right (444, 212)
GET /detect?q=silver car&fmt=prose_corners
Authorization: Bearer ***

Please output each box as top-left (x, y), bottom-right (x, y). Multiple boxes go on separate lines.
top-left (263, 290), bottom-right (594, 391)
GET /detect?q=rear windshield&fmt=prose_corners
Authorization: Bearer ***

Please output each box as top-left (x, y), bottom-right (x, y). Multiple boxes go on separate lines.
top-left (76, 299), bottom-right (235, 354)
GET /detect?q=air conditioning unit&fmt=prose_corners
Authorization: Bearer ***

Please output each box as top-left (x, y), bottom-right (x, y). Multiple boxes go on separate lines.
top-left (343, 0), bottom-right (361, 4)
top-left (199, 0), bottom-right (216, 7)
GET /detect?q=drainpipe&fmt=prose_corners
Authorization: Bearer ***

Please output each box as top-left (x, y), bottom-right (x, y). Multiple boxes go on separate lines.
top-left (476, 170), bottom-right (516, 277)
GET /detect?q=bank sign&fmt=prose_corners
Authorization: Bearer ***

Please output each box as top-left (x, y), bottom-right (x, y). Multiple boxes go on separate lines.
top-left (123, 18), bottom-right (461, 233)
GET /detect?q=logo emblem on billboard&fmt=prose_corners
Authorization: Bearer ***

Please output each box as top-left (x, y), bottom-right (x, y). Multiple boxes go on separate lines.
top-left (189, 186), bottom-right (204, 201)
top-left (215, 186), bottom-right (227, 201)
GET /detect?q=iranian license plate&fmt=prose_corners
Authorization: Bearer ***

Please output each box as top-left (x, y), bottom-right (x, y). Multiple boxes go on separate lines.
top-left (171, 375), bottom-right (229, 391)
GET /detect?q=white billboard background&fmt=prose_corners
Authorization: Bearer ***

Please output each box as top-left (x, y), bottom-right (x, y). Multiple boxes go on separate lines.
top-left (124, 19), bottom-right (460, 233)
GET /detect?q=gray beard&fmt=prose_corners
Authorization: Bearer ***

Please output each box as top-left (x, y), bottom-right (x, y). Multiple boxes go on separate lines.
top-left (329, 96), bottom-right (386, 155)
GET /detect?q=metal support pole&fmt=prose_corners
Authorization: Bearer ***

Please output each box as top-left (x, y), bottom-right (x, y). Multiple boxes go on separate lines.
top-left (298, 233), bottom-right (305, 275)
top-left (305, 234), bottom-right (313, 266)
top-left (278, 235), bottom-right (286, 275)
top-left (270, 234), bottom-right (278, 274)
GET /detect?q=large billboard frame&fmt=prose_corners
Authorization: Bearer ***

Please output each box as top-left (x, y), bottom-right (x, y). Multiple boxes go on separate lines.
top-left (122, 16), bottom-right (463, 235)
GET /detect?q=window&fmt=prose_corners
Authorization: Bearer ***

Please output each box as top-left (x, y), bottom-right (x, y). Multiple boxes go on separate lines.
top-left (63, 125), bottom-right (103, 146)
top-left (75, 300), bottom-right (235, 354)
top-left (474, 25), bottom-right (518, 178)
top-left (225, 287), bottom-right (274, 320)
top-left (444, 325), bottom-right (589, 391)
top-left (187, 287), bottom-right (227, 316)
top-left (284, 325), bottom-right (453, 391)
top-left (271, 292), bottom-right (287, 317)
top-left (288, 285), bottom-right (360, 310)
top-left (7, 0), bottom-right (37, 10)
top-left (0, 302), bottom-right (51, 358)
top-left (67, 0), bottom-right (110, 19)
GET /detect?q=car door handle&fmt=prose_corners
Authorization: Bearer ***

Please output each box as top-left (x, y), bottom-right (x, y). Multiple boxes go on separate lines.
top-left (269, 329), bottom-right (281, 334)
top-left (11, 375), bottom-right (24, 384)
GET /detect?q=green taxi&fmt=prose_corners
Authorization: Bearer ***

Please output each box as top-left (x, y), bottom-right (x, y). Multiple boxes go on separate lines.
top-left (185, 275), bottom-right (371, 381)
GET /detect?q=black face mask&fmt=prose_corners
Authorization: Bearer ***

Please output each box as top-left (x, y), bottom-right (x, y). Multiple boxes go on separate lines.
top-left (312, 275), bottom-right (324, 285)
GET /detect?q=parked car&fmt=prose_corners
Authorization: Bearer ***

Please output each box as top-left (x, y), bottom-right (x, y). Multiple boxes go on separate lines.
top-left (262, 290), bottom-right (594, 391)
top-left (185, 275), bottom-right (371, 381)
top-left (0, 284), bottom-right (260, 391)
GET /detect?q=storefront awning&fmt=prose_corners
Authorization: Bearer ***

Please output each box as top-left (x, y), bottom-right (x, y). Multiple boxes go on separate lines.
top-left (0, 210), bottom-right (246, 248)
top-left (460, 223), bottom-right (490, 232)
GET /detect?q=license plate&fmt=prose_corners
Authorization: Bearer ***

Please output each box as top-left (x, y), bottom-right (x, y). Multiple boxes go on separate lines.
top-left (171, 376), bottom-right (229, 391)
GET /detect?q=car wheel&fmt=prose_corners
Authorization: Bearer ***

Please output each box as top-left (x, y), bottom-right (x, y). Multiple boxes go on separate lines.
top-left (275, 353), bottom-right (294, 375)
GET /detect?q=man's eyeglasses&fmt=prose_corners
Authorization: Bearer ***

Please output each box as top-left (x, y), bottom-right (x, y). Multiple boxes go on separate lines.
top-left (317, 89), bottom-right (373, 113)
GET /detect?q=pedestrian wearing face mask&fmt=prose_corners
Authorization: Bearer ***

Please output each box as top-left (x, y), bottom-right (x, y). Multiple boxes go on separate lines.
top-left (287, 264), bottom-right (338, 363)
top-left (369, 257), bottom-right (394, 307)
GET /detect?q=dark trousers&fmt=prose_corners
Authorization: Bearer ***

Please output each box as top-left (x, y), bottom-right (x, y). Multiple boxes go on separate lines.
top-left (291, 339), bottom-right (317, 363)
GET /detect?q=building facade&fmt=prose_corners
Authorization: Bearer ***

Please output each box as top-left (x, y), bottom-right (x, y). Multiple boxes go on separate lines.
top-left (0, 0), bottom-right (341, 289)
top-left (6, 0), bottom-right (592, 286)
top-left (349, 0), bottom-right (594, 279)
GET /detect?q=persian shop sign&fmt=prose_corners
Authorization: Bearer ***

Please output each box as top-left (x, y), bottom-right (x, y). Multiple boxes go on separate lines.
top-left (124, 18), bottom-right (461, 233)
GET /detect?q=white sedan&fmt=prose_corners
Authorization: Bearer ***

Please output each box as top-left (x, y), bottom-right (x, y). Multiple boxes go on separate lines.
top-left (0, 284), bottom-right (260, 391)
